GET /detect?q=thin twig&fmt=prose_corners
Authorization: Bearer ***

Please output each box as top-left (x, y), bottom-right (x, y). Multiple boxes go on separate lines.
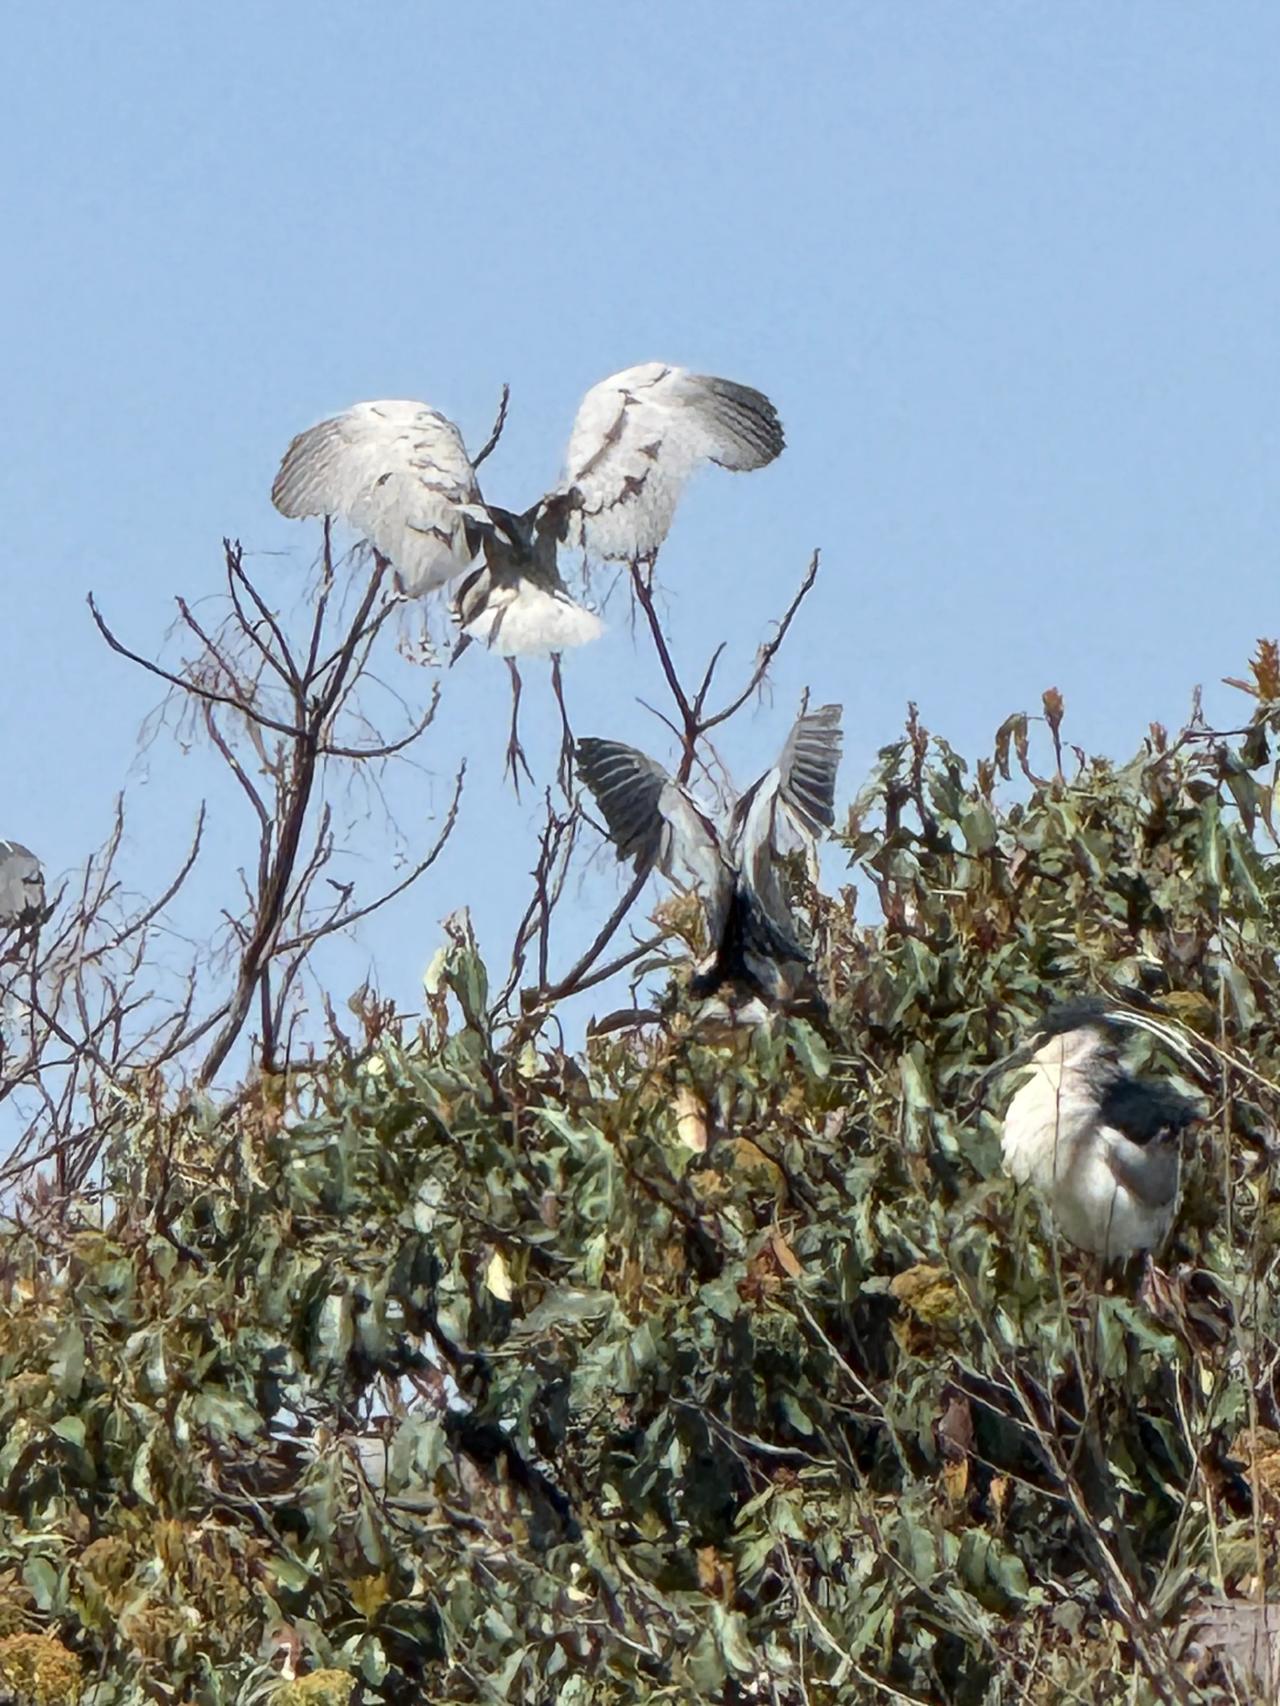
top-left (471, 383), bottom-right (511, 470)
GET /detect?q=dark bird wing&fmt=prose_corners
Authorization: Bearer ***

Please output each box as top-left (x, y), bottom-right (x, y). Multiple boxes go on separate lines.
top-left (697, 705), bottom-right (842, 995)
top-left (545, 363), bottom-right (784, 561)
top-left (0, 840), bottom-right (44, 926)
top-left (1098, 1077), bottom-right (1201, 1146)
top-left (271, 399), bottom-right (490, 596)
top-left (731, 705), bottom-right (844, 889)
top-left (774, 702), bottom-right (844, 842)
top-left (575, 739), bottom-right (727, 900)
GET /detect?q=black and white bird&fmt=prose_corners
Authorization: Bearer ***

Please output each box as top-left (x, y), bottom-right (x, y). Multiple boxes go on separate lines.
top-left (996, 999), bottom-right (1206, 1260)
top-left (0, 840), bottom-right (44, 930)
top-left (270, 362), bottom-right (785, 657)
top-left (576, 705), bottom-right (842, 1006)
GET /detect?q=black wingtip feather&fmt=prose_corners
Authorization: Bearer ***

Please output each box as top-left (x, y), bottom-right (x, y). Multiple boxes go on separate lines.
top-left (576, 738), bottom-right (669, 869)
top-left (698, 377), bottom-right (786, 469)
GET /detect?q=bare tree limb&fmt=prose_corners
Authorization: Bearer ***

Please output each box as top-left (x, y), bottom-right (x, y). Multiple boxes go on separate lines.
top-left (471, 383), bottom-right (511, 471)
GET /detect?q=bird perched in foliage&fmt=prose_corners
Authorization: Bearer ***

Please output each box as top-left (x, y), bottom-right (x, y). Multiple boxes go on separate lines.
top-left (576, 705), bottom-right (842, 1006)
top-left (0, 840), bottom-right (44, 929)
top-left (270, 362), bottom-right (785, 657)
top-left (996, 999), bottom-right (1205, 1260)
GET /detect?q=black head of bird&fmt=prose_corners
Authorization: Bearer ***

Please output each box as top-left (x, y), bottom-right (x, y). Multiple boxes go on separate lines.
top-left (575, 704), bottom-right (842, 1007)
top-left (995, 998), bottom-right (1206, 1260)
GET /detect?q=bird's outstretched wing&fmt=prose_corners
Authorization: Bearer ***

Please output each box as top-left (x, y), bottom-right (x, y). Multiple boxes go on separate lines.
top-left (774, 704), bottom-right (843, 844)
top-left (575, 739), bottom-right (725, 896)
top-left (576, 740), bottom-right (681, 871)
top-left (732, 705), bottom-right (843, 872)
top-left (0, 840), bottom-right (44, 926)
top-left (724, 705), bottom-right (843, 978)
top-left (548, 363), bottom-right (785, 560)
top-left (271, 400), bottom-right (488, 596)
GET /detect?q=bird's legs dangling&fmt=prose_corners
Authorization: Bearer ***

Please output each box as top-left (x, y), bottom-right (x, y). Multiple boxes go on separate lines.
top-left (504, 656), bottom-right (535, 795)
top-left (550, 652), bottom-right (576, 797)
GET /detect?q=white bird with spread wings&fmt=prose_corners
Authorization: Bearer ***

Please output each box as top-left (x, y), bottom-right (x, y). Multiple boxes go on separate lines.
top-left (575, 705), bottom-right (842, 1006)
top-left (270, 362), bottom-right (785, 660)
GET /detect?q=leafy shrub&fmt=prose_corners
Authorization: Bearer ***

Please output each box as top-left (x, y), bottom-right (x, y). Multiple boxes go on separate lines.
top-left (4, 657), bottom-right (1280, 1702)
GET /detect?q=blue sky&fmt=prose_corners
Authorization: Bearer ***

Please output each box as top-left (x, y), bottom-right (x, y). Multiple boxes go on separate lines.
top-left (3, 4), bottom-right (1278, 1050)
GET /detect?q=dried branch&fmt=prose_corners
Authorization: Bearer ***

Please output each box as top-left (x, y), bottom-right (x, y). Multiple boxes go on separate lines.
top-left (87, 593), bottom-right (304, 740)
top-left (471, 383), bottom-right (512, 471)
top-left (699, 549), bottom-right (820, 732)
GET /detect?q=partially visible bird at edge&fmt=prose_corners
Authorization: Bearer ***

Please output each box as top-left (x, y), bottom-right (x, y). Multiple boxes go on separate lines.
top-left (271, 363), bottom-right (785, 786)
top-left (576, 704), bottom-right (842, 1016)
top-left (0, 840), bottom-right (45, 932)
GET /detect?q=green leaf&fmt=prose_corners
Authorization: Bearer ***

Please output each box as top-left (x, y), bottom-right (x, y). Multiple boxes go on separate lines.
top-left (50, 1415), bottom-right (85, 1448)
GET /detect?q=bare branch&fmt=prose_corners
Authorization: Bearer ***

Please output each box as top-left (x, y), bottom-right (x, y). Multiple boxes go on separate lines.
top-left (87, 593), bottom-right (304, 740)
top-left (471, 383), bottom-right (511, 470)
top-left (532, 861), bottom-right (653, 1010)
top-left (700, 549), bottom-right (820, 733)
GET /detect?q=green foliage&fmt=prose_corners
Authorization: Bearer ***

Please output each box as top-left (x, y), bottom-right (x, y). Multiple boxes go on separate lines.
top-left (4, 664), bottom-right (1280, 1702)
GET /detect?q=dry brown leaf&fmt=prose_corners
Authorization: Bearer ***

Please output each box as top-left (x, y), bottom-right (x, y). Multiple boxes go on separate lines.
top-left (674, 1086), bottom-right (708, 1153)
top-left (770, 1228), bottom-right (803, 1280)
top-left (942, 1457), bottom-right (969, 1505)
top-left (988, 1475), bottom-right (1010, 1528)
top-left (889, 1262), bottom-right (962, 1325)
top-left (695, 1545), bottom-right (735, 1600)
top-left (348, 1571), bottom-right (391, 1619)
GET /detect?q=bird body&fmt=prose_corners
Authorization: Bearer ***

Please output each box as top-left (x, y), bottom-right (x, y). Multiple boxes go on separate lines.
top-left (0, 840), bottom-right (44, 928)
top-left (270, 363), bottom-right (784, 656)
top-left (576, 705), bottom-right (841, 1004)
top-left (450, 507), bottom-right (604, 659)
top-left (999, 1005), bottom-right (1201, 1259)
top-left (452, 576), bottom-right (604, 658)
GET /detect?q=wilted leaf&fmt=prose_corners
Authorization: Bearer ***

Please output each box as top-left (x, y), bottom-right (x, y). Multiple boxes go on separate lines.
top-left (674, 1086), bottom-right (708, 1152)
top-left (484, 1247), bottom-right (514, 1302)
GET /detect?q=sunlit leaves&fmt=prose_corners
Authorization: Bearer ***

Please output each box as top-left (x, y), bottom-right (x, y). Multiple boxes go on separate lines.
top-left (3, 663), bottom-right (1280, 1699)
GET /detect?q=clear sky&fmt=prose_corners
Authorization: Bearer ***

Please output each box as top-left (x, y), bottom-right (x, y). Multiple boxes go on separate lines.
top-left (3, 4), bottom-right (1278, 1046)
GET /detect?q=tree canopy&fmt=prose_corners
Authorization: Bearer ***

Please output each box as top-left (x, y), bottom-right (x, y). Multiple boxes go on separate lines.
top-left (3, 535), bottom-right (1280, 1702)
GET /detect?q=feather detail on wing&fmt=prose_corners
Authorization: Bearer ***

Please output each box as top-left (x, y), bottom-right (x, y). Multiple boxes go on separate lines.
top-left (732, 705), bottom-right (843, 874)
top-left (575, 738), bottom-right (726, 896)
top-left (0, 840), bottom-right (44, 926)
top-left (775, 704), bottom-right (844, 845)
top-left (548, 362), bottom-right (785, 560)
top-left (575, 740), bottom-right (677, 871)
top-left (723, 706), bottom-right (842, 974)
top-left (456, 578), bottom-right (604, 658)
top-left (271, 399), bottom-right (485, 596)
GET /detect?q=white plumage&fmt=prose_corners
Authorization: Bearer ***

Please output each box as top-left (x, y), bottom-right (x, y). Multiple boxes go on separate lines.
top-left (0, 840), bottom-right (44, 928)
top-left (554, 363), bottom-right (786, 560)
top-left (455, 578), bottom-right (605, 659)
top-left (271, 401), bottom-right (486, 597)
top-left (998, 1006), bottom-right (1203, 1260)
top-left (270, 362), bottom-right (784, 656)
top-left (576, 705), bottom-right (841, 1003)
